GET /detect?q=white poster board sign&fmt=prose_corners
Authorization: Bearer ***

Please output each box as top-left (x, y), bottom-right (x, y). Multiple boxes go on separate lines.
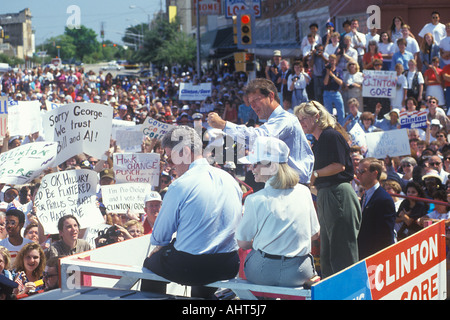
top-left (34, 169), bottom-right (104, 234)
top-left (365, 129), bottom-right (410, 159)
top-left (115, 126), bottom-right (144, 153)
top-left (0, 141), bottom-right (58, 184)
top-left (349, 123), bottom-right (367, 153)
top-left (178, 82), bottom-right (212, 100)
top-left (113, 152), bottom-right (160, 185)
top-left (101, 183), bottom-right (151, 214)
top-left (42, 103), bottom-right (113, 165)
top-left (141, 117), bottom-right (175, 140)
top-left (362, 70), bottom-right (397, 99)
top-left (7, 100), bottom-right (42, 136)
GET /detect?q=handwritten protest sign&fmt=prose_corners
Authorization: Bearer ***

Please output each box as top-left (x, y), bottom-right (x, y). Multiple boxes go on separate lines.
top-left (115, 126), bottom-right (144, 153)
top-left (7, 100), bottom-right (42, 136)
top-left (362, 70), bottom-right (397, 99)
top-left (101, 183), bottom-right (151, 214)
top-left (142, 117), bottom-right (175, 140)
top-left (34, 169), bottom-right (103, 235)
top-left (0, 142), bottom-right (58, 184)
top-left (178, 82), bottom-right (212, 100)
top-left (365, 128), bottom-right (410, 159)
top-left (399, 110), bottom-right (427, 129)
top-left (42, 103), bottom-right (113, 165)
top-left (349, 123), bottom-right (367, 154)
top-left (0, 97), bottom-right (7, 139)
top-left (113, 152), bottom-right (160, 185)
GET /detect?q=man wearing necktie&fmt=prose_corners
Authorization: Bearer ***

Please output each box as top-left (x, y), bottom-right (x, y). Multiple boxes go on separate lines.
top-left (356, 157), bottom-right (396, 260)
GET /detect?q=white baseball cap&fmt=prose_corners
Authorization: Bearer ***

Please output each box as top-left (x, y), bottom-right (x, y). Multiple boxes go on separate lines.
top-left (239, 136), bottom-right (290, 164)
top-left (145, 191), bottom-right (162, 202)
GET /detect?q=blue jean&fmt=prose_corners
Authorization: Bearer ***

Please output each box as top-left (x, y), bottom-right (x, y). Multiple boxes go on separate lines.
top-left (243, 249), bottom-right (316, 287)
top-left (323, 90), bottom-right (345, 125)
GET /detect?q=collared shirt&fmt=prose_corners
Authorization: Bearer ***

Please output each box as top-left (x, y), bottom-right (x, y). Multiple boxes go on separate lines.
top-left (374, 118), bottom-right (399, 131)
top-left (224, 106), bottom-right (315, 184)
top-left (150, 158), bottom-right (243, 255)
top-left (362, 182), bottom-right (380, 209)
top-left (344, 111), bottom-right (361, 132)
top-left (236, 177), bottom-right (320, 257)
top-left (46, 239), bottom-right (92, 259)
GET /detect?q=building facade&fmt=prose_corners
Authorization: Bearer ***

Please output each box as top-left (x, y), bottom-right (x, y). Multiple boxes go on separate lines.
top-left (0, 8), bottom-right (35, 60)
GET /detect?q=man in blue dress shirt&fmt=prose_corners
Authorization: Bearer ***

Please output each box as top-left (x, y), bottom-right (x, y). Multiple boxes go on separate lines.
top-left (142, 125), bottom-right (243, 299)
top-left (207, 78), bottom-right (314, 184)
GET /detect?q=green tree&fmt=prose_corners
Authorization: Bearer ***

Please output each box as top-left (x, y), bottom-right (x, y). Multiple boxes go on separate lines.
top-left (64, 25), bottom-right (100, 61)
top-left (41, 34), bottom-right (77, 60)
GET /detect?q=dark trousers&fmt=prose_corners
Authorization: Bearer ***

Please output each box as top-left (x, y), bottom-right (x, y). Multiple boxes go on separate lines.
top-left (142, 242), bottom-right (239, 299)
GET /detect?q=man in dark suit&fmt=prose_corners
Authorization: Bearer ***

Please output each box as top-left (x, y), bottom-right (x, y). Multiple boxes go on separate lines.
top-left (356, 157), bottom-right (396, 260)
top-left (274, 59), bottom-right (292, 107)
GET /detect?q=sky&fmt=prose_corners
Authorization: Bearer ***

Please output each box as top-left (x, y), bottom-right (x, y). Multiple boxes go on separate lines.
top-left (1, 0), bottom-right (164, 46)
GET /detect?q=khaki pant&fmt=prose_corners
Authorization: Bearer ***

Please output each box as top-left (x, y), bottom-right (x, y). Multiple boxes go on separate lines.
top-left (317, 182), bottom-right (361, 279)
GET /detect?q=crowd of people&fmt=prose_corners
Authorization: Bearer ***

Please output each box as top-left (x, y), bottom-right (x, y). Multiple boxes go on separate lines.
top-left (1, 11), bottom-right (450, 300)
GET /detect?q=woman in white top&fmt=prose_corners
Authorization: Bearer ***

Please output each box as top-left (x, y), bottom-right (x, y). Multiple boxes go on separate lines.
top-left (236, 136), bottom-right (320, 287)
top-left (324, 32), bottom-right (340, 56)
top-left (342, 60), bottom-right (363, 112)
top-left (378, 32), bottom-right (395, 70)
top-left (288, 60), bottom-right (310, 108)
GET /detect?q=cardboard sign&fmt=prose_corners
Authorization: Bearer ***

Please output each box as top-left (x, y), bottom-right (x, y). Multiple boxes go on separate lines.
top-left (399, 110), bottom-right (427, 129)
top-left (362, 70), bottom-right (397, 98)
top-left (365, 129), bottom-right (410, 158)
top-left (178, 82), bottom-right (212, 100)
top-left (113, 152), bottom-right (160, 185)
top-left (42, 103), bottom-right (113, 165)
top-left (101, 183), bottom-right (151, 214)
top-left (311, 221), bottom-right (447, 300)
top-left (34, 169), bottom-right (104, 235)
top-left (0, 141), bottom-right (58, 184)
top-left (7, 100), bottom-right (42, 136)
top-left (141, 117), bottom-right (175, 140)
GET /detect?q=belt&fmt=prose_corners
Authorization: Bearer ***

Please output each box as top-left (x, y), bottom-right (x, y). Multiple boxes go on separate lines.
top-left (257, 249), bottom-right (295, 260)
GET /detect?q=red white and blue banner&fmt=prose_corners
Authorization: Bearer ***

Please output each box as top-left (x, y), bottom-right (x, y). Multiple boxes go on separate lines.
top-left (311, 221), bottom-right (447, 300)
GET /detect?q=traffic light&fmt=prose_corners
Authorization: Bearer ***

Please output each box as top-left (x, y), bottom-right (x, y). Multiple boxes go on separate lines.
top-left (237, 11), bottom-right (254, 49)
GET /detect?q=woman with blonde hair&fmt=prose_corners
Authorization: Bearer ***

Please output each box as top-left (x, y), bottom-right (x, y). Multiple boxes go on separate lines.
top-left (236, 136), bottom-right (320, 287)
top-left (294, 101), bottom-right (361, 278)
top-left (419, 33), bottom-right (440, 73)
top-left (14, 242), bottom-right (46, 296)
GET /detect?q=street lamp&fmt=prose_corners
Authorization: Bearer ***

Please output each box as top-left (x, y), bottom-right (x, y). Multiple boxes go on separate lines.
top-left (129, 5), bottom-right (151, 30)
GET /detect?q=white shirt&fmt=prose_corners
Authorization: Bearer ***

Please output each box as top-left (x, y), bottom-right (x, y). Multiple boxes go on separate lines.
top-left (391, 74), bottom-right (408, 108)
top-left (365, 33), bottom-right (380, 49)
top-left (440, 36), bottom-right (450, 65)
top-left (418, 22), bottom-right (447, 45)
top-left (287, 72), bottom-right (310, 90)
top-left (394, 37), bottom-right (420, 54)
top-left (325, 42), bottom-right (340, 56)
top-left (348, 30), bottom-right (367, 56)
top-left (378, 42), bottom-right (395, 61)
top-left (236, 179), bottom-right (320, 257)
top-left (0, 237), bottom-right (34, 266)
top-left (405, 69), bottom-right (425, 88)
top-left (301, 34), bottom-right (322, 52)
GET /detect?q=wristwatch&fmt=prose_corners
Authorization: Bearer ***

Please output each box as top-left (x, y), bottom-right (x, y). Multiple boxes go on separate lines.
top-left (313, 171), bottom-right (319, 178)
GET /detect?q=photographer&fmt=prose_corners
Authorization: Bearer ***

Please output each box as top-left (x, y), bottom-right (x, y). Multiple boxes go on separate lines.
top-left (288, 60), bottom-right (310, 108)
top-left (95, 224), bottom-right (132, 248)
top-left (336, 35), bottom-right (358, 73)
top-left (323, 54), bottom-right (345, 125)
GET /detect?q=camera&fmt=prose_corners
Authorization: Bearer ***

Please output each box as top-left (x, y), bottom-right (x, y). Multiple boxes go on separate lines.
top-left (96, 225), bottom-right (121, 247)
top-left (293, 76), bottom-right (299, 82)
top-left (325, 64), bottom-right (332, 69)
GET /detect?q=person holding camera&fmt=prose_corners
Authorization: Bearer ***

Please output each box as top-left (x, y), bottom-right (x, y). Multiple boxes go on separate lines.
top-left (288, 60), bottom-right (310, 108)
top-left (323, 54), bottom-right (345, 125)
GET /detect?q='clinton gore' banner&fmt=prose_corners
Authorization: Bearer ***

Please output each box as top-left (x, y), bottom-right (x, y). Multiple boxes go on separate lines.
top-left (34, 169), bottom-right (103, 235)
top-left (399, 110), bottom-right (427, 129)
top-left (311, 221), bottom-right (447, 300)
top-left (0, 142), bottom-right (58, 184)
top-left (42, 103), bottom-right (113, 165)
top-left (178, 82), bottom-right (212, 101)
top-left (362, 70), bottom-right (397, 98)
top-left (101, 183), bottom-right (151, 214)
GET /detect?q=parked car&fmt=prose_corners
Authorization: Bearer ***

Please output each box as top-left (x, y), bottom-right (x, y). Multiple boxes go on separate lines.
top-left (102, 61), bottom-right (123, 70)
